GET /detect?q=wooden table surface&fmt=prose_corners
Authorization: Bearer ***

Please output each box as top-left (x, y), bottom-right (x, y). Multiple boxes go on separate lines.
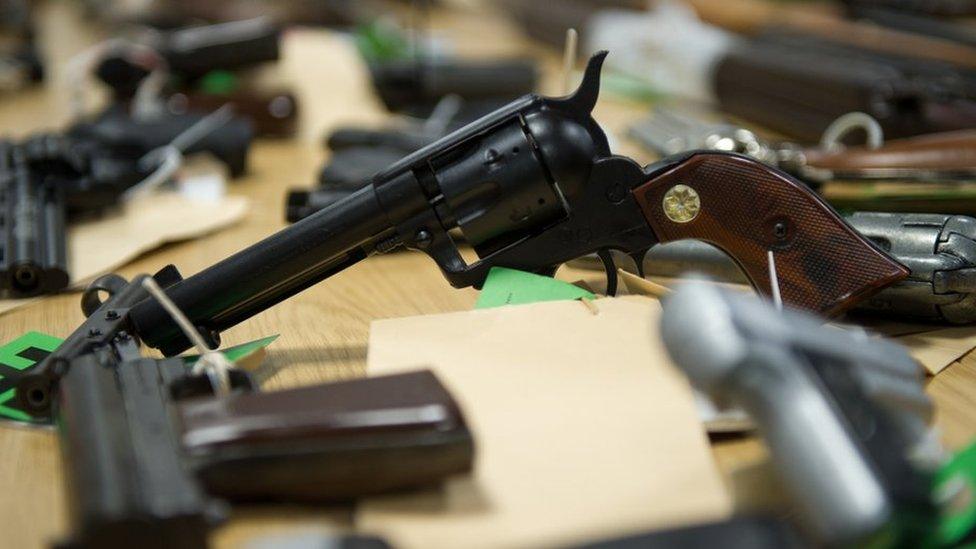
top-left (3, 4), bottom-right (976, 548)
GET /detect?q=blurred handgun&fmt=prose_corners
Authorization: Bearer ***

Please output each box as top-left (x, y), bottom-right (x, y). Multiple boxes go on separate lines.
top-left (50, 273), bottom-right (472, 548)
top-left (97, 17), bottom-right (280, 94)
top-left (661, 281), bottom-right (942, 546)
top-left (71, 104), bottom-right (253, 178)
top-left (576, 212), bottom-right (976, 324)
top-left (687, 0), bottom-right (976, 69)
top-left (844, 3), bottom-right (976, 47)
top-left (368, 57), bottom-right (539, 118)
top-left (167, 89), bottom-right (298, 138)
top-left (714, 31), bottom-right (976, 142)
top-left (0, 140), bottom-right (69, 297)
top-left (86, 0), bottom-right (366, 28)
top-left (287, 97), bottom-right (468, 222)
top-left (94, 17), bottom-right (297, 136)
top-left (353, 15), bottom-right (538, 118)
top-left (0, 108), bottom-right (252, 298)
top-left (0, 0), bottom-right (43, 92)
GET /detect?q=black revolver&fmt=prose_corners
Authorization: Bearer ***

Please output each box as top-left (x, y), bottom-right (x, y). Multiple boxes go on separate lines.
top-left (118, 52), bottom-right (908, 359)
top-left (17, 52), bottom-right (909, 411)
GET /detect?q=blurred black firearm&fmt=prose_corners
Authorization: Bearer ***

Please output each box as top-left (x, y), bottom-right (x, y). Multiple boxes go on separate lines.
top-left (96, 17), bottom-right (298, 136)
top-left (714, 30), bottom-right (976, 142)
top-left (0, 109), bottom-right (252, 298)
top-left (40, 272), bottom-right (472, 549)
top-left (0, 0), bottom-right (44, 91)
top-left (287, 97), bottom-right (474, 222)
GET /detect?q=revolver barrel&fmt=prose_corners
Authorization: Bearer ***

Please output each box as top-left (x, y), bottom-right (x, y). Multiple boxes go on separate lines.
top-left (130, 184), bottom-right (396, 355)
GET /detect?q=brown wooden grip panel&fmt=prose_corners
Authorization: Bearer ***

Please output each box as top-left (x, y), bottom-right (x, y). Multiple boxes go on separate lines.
top-left (634, 153), bottom-right (909, 316)
top-left (181, 371), bottom-right (474, 502)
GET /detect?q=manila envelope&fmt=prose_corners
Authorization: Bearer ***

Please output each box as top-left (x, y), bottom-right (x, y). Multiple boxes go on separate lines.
top-left (362, 297), bottom-right (732, 548)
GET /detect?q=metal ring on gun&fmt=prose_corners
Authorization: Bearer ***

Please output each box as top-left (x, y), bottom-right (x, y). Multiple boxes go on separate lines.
top-left (820, 112), bottom-right (884, 153)
top-left (81, 274), bottom-right (130, 317)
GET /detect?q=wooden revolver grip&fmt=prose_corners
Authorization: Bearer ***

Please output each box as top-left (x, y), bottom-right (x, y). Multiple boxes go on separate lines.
top-left (634, 153), bottom-right (909, 316)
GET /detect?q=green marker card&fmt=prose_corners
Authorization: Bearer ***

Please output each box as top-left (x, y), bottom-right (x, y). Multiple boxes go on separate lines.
top-left (475, 267), bottom-right (595, 309)
top-left (0, 332), bottom-right (278, 425)
top-left (0, 332), bottom-right (64, 423)
top-left (934, 441), bottom-right (976, 546)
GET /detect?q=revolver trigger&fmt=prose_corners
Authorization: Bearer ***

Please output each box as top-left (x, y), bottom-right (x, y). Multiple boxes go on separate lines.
top-left (597, 248), bottom-right (619, 296)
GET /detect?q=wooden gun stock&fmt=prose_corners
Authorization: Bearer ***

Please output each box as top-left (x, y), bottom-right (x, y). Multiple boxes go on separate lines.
top-left (802, 130), bottom-right (976, 173)
top-left (181, 370), bottom-right (474, 502)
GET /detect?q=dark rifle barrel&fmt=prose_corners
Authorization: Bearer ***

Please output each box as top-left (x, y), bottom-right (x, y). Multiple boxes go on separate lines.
top-left (1, 143), bottom-right (69, 297)
top-left (129, 184), bottom-right (395, 355)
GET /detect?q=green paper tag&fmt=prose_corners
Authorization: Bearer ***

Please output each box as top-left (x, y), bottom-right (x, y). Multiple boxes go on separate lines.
top-left (0, 332), bottom-right (64, 422)
top-left (933, 441), bottom-right (976, 546)
top-left (183, 335), bottom-right (279, 365)
top-left (475, 267), bottom-right (595, 309)
top-left (198, 70), bottom-right (239, 96)
top-left (0, 332), bottom-right (278, 425)
top-left (353, 21), bottom-right (411, 62)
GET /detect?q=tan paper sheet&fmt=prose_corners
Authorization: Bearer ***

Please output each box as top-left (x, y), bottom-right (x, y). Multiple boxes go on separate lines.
top-left (0, 192), bottom-right (249, 315)
top-left (896, 327), bottom-right (976, 376)
top-left (362, 297), bottom-right (732, 549)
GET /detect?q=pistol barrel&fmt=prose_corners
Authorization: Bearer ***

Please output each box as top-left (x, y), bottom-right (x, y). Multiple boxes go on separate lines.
top-left (0, 142), bottom-right (69, 297)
